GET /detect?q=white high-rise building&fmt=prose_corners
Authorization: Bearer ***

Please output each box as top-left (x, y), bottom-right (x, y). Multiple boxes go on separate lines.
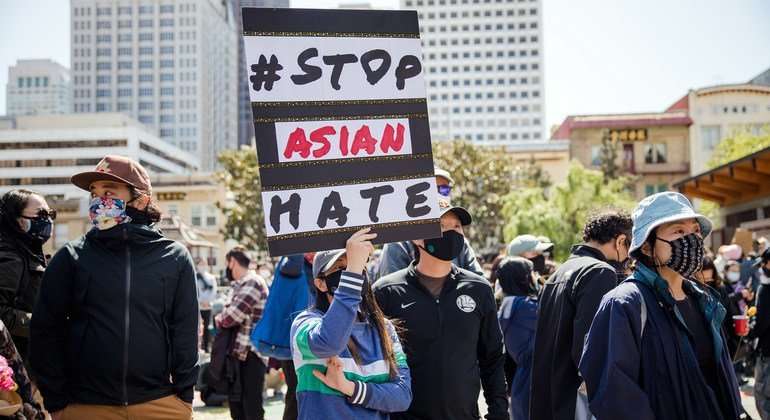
top-left (6, 59), bottom-right (71, 116)
top-left (70, 0), bottom-right (238, 170)
top-left (403, 0), bottom-right (545, 144)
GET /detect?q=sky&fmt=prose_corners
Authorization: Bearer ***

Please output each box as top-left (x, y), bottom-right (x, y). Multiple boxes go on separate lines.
top-left (1, 0), bottom-right (768, 135)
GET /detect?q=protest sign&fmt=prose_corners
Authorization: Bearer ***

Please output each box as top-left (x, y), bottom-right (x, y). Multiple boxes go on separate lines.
top-left (242, 8), bottom-right (441, 256)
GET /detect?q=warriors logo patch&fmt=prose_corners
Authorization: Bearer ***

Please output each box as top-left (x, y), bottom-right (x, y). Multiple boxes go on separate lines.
top-left (456, 295), bottom-right (476, 313)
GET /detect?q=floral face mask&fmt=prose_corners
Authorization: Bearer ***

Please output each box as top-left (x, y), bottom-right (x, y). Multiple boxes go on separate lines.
top-left (89, 196), bottom-right (132, 230)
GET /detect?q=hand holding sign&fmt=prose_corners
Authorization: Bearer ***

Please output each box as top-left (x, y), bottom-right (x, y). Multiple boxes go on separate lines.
top-left (345, 228), bottom-right (377, 274)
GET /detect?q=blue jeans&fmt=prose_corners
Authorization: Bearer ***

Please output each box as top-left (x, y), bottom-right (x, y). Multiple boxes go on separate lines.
top-left (755, 355), bottom-right (770, 418)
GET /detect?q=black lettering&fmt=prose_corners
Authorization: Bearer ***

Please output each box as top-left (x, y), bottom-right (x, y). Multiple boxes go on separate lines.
top-left (290, 48), bottom-right (322, 85)
top-left (405, 182), bottom-right (431, 217)
top-left (359, 185), bottom-right (395, 223)
top-left (317, 191), bottom-right (350, 228)
top-left (322, 54), bottom-right (359, 90)
top-left (395, 55), bottom-right (422, 90)
top-left (269, 193), bottom-right (301, 233)
top-left (360, 49), bottom-right (391, 86)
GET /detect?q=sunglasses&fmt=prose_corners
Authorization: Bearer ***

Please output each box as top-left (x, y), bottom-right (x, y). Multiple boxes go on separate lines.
top-left (21, 208), bottom-right (57, 221)
top-left (437, 185), bottom-right (452, 197)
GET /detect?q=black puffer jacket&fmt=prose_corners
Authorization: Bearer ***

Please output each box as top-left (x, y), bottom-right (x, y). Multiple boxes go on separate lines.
top-left (0, 235), bottom-right (46, 359)
top-left (29, 223), bottom-right (199, 413)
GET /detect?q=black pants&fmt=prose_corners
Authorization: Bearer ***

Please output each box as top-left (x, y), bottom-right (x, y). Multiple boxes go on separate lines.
top-left (229, 352), bottom-right (266, 420)
top-left (200, 309), bottom-right (212, 352)
top-left (281, 359), bottom-right (298, 420)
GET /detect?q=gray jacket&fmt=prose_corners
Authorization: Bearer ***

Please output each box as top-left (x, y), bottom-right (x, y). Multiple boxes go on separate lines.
top-left (375, 238), bottom-right (484, 279)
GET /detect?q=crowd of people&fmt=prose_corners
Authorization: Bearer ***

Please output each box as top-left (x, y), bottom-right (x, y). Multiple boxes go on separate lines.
top-left (0, 154), bottom-right (769, 419)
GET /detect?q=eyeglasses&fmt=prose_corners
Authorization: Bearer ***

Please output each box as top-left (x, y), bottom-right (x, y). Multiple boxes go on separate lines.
top-left (21, 208), bottom-right (57, 221)
top-left (437, 185), bottom-right (452, 197)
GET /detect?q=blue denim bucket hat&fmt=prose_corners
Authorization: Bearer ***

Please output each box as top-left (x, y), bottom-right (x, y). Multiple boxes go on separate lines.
top-left (629, 192), bottom-right (713, 258)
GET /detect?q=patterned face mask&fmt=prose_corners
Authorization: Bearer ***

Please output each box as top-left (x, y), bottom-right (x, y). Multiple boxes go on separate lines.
top-left (89, 196), bottom-right (132, 230)
top-left (657, 233), bottom-right (705, 279)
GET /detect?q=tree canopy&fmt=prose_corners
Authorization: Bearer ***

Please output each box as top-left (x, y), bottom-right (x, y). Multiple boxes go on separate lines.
top-left (501, 159), bottom-right (636, 261)
top-left (215, 146), bottom-right (268, 253)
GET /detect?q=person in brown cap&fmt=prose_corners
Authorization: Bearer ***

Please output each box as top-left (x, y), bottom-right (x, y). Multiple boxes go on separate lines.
top-left (29, 156), bottom-right (199, 420)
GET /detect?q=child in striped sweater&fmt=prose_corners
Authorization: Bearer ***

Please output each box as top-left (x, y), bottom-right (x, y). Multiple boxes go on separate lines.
top-left (290, 228), bottom-right (412, 419)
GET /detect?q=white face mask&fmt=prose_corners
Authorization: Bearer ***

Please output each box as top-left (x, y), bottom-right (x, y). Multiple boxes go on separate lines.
top-left (726, 271), bottom-right (741, 283)
top-left (259, 269), bottom-right (271, 279)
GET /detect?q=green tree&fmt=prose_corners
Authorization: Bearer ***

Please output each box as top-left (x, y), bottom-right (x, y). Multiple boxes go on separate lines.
top-left (501, 159), bottom-right (636, 261)
top-left (598, 130), bottom-right (622, 184)
top-left (706, 124), bottom-right (770, 169)
top-left (215, 146), bottom-right (268, 252)
top-left (432, 139), bottom-right (549, 253)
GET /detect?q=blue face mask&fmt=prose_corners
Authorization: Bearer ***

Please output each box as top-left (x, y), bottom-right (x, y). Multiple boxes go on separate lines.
top-left (88, 196), bottom-right (132, 230)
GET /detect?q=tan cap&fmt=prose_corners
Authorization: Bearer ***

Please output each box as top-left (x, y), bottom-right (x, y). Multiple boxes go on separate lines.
top-left (71, 155), bottom-right (152, 192)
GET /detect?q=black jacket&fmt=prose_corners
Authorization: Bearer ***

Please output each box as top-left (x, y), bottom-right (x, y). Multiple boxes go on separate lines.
top-left (529, 244), bottom-right (618, 420)
top-left (29, 223), bottom-right (200, 413)
top-left (0, 235), bottom-right (46, 359)
top-left (373, 262), bottom-right (508, 420)
top-left (750, 280), bottom-right (770, 357)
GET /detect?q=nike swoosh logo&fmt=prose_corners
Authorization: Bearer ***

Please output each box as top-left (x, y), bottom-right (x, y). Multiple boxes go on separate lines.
top-left (401, 302), bottom-right (416, 309)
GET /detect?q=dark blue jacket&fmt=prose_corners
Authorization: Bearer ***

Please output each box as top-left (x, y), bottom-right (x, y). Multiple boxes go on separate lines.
top-left (579, 263), bottom-right (742, 420)
top-left (498, 295), bottom-right (537, 420)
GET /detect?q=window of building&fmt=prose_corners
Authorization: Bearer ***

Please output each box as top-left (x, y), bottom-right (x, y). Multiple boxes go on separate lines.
top-left (160, 32), bottom-right (174, 41)
top-left (160, 87), bottom-right (174, 95)
top-left (644, 143), bottom-right (666, 164)
top-left (139, 102), bottom-right (153, 110)
top-left (139, 88), bottom-right (152, 96)
top-left (139, 74), bottom-right (153, 83)
top-left (139, 60), bottom-right (153, 69)
top-left (96, 62), bottom-right (111, 70)
top-left (139, 5), bottom-right (153, 14)
top-left (118, 61), bottom-right (132, 69)
top-left (118, 89), bottom-right (131, 97)
top-left (160, 4), bottom-right (174, 13)
top-left (118, 6), bottom-right (132, 15)
top-left (139, 33), bottom-right (153, 41)
top-left (118, 75), bottom-right (132, 83)
top-left (118, 33), bottom-right (132, 42)
top-left (701, 125), bottom-right (722, 149)
top-left (118, 20), bottom-right (132, 28)
top-left (160, 46), bottom-right (174, 54)
top-left (191, 205), bottom-right (202, 226)
top-left (138, 116), bottom-right (153, 124)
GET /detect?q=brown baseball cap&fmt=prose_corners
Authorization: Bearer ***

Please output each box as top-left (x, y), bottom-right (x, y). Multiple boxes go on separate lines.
top-left (71, 155), bottom-right (152, 192)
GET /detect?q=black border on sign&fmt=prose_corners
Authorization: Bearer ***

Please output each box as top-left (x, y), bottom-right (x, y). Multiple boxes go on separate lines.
top-left (253, 117), bottom-right (432, 168)
top-left (267, 221), bottom-right (442, 256)
top-left (242, 8), bottom-right (419, 36)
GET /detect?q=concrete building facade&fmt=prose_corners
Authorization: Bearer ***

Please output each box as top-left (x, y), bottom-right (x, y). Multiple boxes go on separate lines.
top-left (0, 113), bottom-right (199, 198)
top-left (70, 0), bottom-right (238, 170)
top-left (403, 0), bottom-right (545, 145)
top-left (552, 112), bottom-right (692, 199)
top-left (665, 76), bottom-right (770, 175)
top-left (6, 59), bottom-right (71, 116)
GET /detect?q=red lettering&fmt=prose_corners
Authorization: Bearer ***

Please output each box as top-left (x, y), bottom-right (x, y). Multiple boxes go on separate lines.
top-left (283, 128), bottom-right (312, 159)
top-left (351, 125), bottom-right (377, 155)
top-left (339, 126), bottom-right (350, 156)
top-left (380, 123), bottom-right (405, 153)
top-left (310, 126), bottom-right (335, 158)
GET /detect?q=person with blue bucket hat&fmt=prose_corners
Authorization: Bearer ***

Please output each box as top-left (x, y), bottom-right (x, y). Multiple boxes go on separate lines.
top-left (579, 192), bottom-right (745, 419)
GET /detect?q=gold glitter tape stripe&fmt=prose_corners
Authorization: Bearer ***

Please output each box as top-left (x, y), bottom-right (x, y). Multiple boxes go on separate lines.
top-left (261, 172), bottom-right (434, 192)
top-left (251, 98), bottom-right (427, 108)
top-left (267, 218), bottom-right (440, 242)
top-left (243, 31), bottom-right (419, 39)
top-left (254, 113), bottom-right (428, 123)
top-left (259, 153), bottom-right (433, 169)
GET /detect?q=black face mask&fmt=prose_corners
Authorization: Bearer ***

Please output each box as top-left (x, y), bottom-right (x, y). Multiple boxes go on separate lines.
top-left (225, 267), bottom-right (234, 281)
top-left (321, 270), bottom-right (369, 298)
top-left (528, 254), bottom-right (546, 275)
top-left (420, 230), bottom-right (464, 261)
top-left (656, 233), bottom-right (705, 279)
top-left (23, 217), bottom-right (53, 244)
top-left (763, 267), bottom-right (770, 277)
